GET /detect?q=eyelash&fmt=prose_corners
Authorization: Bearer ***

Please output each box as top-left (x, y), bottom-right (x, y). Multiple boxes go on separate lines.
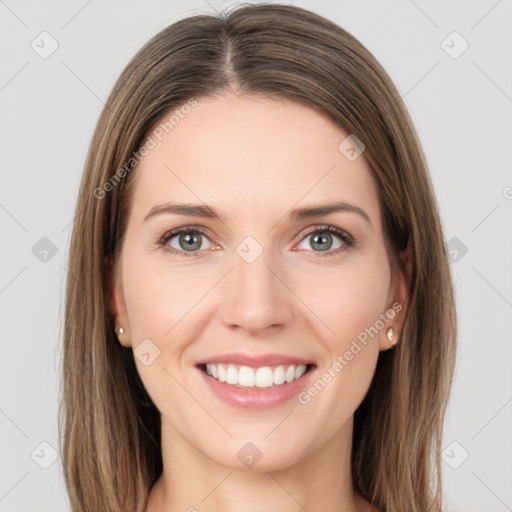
top-left (156, 225), bottom-right (355, 259)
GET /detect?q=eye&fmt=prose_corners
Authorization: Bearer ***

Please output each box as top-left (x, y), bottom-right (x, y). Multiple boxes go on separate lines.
top-left (157, 227), bottom-right (214, 258)
top-left (156, 224), bottom-right (355, 259)
top-left (295, 225), bottom-right (354, 258)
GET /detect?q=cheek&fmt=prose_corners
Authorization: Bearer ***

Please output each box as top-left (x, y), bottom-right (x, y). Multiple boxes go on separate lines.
top-left (122, 253), bottom-right (202, 339)
top-left (299, 266), bottom-right (389, 422)
top-left (296, 258), bottom-right (390, 346)
top-left (121, 258), bottom-right (198, 410)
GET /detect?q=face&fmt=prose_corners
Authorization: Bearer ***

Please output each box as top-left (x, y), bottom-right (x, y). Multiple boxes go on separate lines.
top-left (109, 91), bottom-right (409, 471)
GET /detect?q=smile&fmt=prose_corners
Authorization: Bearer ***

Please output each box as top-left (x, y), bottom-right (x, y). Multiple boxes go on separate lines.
top-left (196, 362), bottom-right (317, 409)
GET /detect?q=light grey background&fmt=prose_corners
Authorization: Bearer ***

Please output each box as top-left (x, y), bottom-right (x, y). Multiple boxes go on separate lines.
top-left (1, 1), bottom-right (511, 510)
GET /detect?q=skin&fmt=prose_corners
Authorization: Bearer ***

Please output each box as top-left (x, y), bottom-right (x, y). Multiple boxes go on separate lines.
top-left (109, 90), bottom-right (411, 512)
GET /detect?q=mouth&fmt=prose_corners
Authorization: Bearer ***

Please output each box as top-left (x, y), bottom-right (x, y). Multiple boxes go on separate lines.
top-left (196, 362), bottom-right (317, 389)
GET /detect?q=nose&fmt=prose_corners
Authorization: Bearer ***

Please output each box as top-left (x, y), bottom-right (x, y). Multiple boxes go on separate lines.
top-left (219, 247), bottom-right (294, 335)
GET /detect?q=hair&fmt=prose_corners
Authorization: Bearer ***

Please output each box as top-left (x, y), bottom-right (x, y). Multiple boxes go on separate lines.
top-left (59, 3), bottom-right (457, 511)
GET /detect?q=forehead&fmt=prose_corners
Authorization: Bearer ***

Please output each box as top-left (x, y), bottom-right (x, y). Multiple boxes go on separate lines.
top-left (128, 93), bottom-right (380, 225)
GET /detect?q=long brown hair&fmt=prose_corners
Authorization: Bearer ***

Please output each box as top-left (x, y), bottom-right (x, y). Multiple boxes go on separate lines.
top-left (59, 3), bottom-right (457, 511)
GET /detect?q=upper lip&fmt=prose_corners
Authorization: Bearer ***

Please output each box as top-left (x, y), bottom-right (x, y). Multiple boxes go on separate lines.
top-left (196, 352), bottom-right (315, 368)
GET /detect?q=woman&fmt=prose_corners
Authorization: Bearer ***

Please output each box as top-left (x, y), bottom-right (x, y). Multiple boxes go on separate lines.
top-left (60, 3), bottom-right (457, 511)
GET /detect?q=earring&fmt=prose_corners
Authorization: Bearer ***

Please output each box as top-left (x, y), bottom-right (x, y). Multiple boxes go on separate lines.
top-left (387, 327), bottom-right (396, 346)
top-left (117, 327), bottom-right (125, 335)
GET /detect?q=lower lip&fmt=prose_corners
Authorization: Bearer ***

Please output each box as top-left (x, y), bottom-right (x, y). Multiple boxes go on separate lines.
top-left (196, 365), bottom-right (316, 410)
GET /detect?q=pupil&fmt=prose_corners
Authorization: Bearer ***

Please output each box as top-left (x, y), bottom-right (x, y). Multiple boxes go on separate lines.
top-left (181, 233), bottom-right (200, 250)
top-left (312, 232), bottom-right (331, 251)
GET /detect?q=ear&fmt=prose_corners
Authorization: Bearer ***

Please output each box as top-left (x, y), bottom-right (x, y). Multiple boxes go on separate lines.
top-left (379, 240), bottom-right (412, 351)
top-left (105, 255), bottom-right (131, 347)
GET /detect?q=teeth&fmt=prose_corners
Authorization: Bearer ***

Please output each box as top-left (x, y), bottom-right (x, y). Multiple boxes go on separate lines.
top-left (226, 365), bottom-right (238, 385)
top-left (204, 363), bottom-right (308, 388)
top-left (255, 367), bottom-right (273, 387)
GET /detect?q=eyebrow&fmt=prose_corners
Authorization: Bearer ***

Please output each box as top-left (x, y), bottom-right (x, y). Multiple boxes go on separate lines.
top-left (144, 201), bottom-right (372, 226)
